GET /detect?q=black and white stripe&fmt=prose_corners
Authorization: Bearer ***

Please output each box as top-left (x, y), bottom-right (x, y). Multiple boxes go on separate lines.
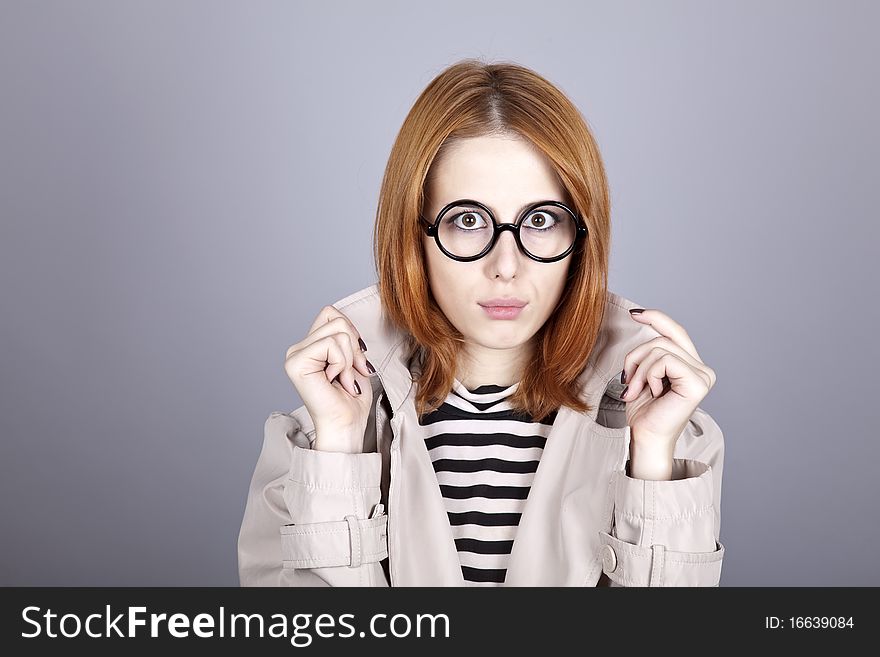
top-left (418, 378), bottom-right (557, 586)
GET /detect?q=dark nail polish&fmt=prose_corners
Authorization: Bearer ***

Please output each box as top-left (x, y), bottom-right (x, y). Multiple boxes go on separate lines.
top-left (358, 337), bottom-right (367, 352)
top-left (620, 385), bottom-right (628, 399)
top-left (620, 369), bottom-right (626, 385)
top-left (366, 359), bottom-right (376, 374)
top-left (629, 308), bottom-right (644, 315)
top-left (354, 380), bottom-right (361, 395)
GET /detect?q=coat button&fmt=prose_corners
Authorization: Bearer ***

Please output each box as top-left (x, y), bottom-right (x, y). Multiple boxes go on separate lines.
top-left (602, 544), bottom-right (618, 574)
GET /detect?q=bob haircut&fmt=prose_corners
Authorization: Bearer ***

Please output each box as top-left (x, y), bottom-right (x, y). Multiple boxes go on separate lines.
top-left (373, 58), bottom-right (611, 421)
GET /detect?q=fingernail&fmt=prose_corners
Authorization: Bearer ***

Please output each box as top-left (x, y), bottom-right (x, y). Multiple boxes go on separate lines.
top-left (366, 359), bottom-right (376, 374)
top-left (358, 337), bottom-right (368, 352)
top-left (620, 385), bottom-right (628, 399)
top-left (629, 308), bottom-right (644, 315)
top-left (354, 380), bottom-right (361, 395)
top-left (620, 369), bottom-right (626, 385)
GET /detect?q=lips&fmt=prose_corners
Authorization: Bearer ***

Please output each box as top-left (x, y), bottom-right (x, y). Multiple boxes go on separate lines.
top-left (478, 298), bottom-right (528, 308)
top-left (480, 304), bottom-right (525, 320)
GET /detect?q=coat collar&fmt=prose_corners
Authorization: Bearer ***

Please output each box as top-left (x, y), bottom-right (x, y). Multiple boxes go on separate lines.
top-left (331, 283), bottom-right (657, 417)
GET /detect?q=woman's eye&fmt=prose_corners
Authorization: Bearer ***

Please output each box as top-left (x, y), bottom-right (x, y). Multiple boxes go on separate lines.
top-left (523, 211), bottom-right (558, 229)
top-left (453, 212), bottom-right (487, 229)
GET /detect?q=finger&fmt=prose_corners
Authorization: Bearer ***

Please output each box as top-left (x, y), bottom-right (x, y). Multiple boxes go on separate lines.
top-left (622, 336), bottom-right (712, 390)
top-left (290, 316), bottom-right (372, 378)
top-left (321, 337), bottom-right (347, 383)
top-left (645, 354), bottom-right (673, 399)
top-left (322, 317), bottom-right (371, 378)
top-left (646, 352), bottom-right (709, 401)
top-left (628, 308), bottom-right (701, 362)
top-left (307, 304), bottom-right (347, 336)
top-left (623, 350), bottom-right (705, 402)
top-left (330, 333), bottom-right (360, 397)
top-left (309, 306), bottom-right (368, 356)
top-left (621, 346), bottom-right (668, 401)
top-left (287, 335), bottom-right (350, 397)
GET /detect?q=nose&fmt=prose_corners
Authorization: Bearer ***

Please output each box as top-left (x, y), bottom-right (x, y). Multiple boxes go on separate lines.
top-left (484, 224), bottom-right (522, 278)
top-left (491, 224), bottom-right (521, 256)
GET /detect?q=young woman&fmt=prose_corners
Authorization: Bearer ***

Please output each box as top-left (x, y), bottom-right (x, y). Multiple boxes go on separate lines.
top-left (238, 59), bottom-right (724, 587)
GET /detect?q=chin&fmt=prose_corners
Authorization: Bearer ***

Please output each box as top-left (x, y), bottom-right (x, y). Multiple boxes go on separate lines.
top-left (478, 330), bottom-right (527, 349)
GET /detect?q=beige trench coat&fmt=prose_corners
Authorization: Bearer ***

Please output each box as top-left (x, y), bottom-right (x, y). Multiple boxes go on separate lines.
top-left (238, 284), bottom-right (725, 587)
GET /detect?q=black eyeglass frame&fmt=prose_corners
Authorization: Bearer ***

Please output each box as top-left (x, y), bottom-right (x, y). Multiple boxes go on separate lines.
top-left (418, 198), bottom-right (588, 263)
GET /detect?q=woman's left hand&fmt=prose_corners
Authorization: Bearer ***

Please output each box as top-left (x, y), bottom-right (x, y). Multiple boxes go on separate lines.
top-left (621, 308), bottom-right (717, 459)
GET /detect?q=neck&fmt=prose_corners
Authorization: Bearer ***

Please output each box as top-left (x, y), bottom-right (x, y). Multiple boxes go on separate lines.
top-left (456, 338), bottom-right (534, 390)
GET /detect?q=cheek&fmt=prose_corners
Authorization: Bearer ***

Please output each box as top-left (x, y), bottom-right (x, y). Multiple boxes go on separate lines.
top-left (535, 264), bottom-right (570, 312)
top-left (423, 242), bottom-right (459, 305)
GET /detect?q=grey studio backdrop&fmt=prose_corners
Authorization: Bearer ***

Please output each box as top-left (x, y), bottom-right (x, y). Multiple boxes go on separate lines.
top-left (1, 0), bottom-right (877, 586)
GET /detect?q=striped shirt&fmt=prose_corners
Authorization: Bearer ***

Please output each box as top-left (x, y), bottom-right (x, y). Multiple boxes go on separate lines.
top-left (417, 378), bottom-right (558, 586)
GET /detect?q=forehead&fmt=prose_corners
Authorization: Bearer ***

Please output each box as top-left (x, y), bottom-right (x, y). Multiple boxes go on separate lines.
top-left (427, 135), bottom-right (566, 211)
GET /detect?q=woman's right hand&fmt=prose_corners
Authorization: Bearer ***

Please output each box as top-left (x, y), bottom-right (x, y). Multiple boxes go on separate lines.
top-left (283, 305), bottom-right (375, 453)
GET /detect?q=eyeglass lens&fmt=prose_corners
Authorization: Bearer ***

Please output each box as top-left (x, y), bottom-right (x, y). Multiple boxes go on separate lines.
top-left (436, 203), bottom-right (577, 259)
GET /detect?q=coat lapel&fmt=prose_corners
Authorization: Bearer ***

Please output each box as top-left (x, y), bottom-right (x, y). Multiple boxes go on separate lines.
top-left (345, 308), bottom-right (463, 586)
top-left (389, 406), bottom-right (465, 585)
top-left (503, 362), bottom-right (629, 585)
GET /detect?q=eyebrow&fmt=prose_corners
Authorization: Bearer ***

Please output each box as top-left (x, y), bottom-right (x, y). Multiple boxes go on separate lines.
top-left (445, 199), bottom-right (563, 221)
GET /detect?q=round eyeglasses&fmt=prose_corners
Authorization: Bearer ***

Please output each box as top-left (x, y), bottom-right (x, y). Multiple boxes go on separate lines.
top-left (419, 198), bottom-right (587, 263)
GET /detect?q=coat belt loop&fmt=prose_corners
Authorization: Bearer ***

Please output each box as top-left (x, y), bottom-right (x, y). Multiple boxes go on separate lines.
top-left (344, 515), bottom-right (362, 568)
top-left (649, 544), bottom-right (666, 587)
